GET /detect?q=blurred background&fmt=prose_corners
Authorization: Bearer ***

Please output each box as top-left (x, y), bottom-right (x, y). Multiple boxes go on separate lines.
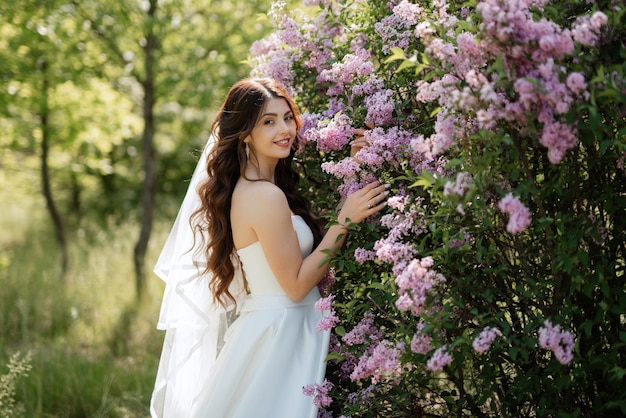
top-left (0, 0), bottom-right (295, 416)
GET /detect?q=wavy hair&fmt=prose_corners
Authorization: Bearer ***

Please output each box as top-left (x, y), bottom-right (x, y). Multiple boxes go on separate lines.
top-left (191, 78), bottom-right (324, 307)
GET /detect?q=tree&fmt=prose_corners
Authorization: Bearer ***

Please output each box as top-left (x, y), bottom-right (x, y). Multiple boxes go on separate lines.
top-left (71, 0), bottom-right (277, 297)
top-left (0, 0), bottom-right (92, 276)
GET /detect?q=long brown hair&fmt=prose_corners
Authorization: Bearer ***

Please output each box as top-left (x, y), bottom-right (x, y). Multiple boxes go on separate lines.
top-left (191, 78), bottom-right (323, 307)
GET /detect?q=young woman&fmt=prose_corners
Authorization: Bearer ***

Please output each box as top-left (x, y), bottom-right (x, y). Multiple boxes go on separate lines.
top-left (151, 78), bottom-right (387, 417)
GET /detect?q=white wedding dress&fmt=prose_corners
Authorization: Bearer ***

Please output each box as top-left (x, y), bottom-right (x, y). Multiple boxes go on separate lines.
top-left (150, 170), bottom-right (331, 418)
top-left (190, 215), bottom-right (330, 417)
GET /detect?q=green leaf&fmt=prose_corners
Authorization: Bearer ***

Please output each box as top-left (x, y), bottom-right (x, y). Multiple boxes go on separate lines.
top-left (384, 47), bottom-right (407, 64)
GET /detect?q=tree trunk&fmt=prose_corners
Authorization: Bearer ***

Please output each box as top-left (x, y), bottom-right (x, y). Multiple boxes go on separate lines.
top-left (40, 58), bottom-right (69, 276)
top-left (133, 0), bottom-right (158, 299)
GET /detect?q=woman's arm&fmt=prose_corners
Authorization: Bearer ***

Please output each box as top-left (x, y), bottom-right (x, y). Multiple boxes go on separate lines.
top-left (242, 180), bottom-right (387, 301)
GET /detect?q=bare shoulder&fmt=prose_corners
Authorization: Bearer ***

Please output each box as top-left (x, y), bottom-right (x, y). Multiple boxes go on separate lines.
top-left (234, 179), bottom-right (287, 208)
top-left (231, 179), bottom-right (290, 223)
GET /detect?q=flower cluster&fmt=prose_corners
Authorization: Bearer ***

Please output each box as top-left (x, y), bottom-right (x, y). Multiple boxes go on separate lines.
top-left (303, 378), bottom-right (334, 408)
top-left (538, 320), bottom-right (575, 365)
top-left (349, 340), bottom-right (405, 384)
top-left (473, 326), bottom-right (502, 354)
top-left (394, 256), bottom-right (446, 315)
top-left (315, 294), bottom-right (340, 332)
top-left (410, 321), bottom-right (433, 355)
top-left (426, 345), bottom-right (453, 372)
top-left (498, 193), bottom-right (532, 234)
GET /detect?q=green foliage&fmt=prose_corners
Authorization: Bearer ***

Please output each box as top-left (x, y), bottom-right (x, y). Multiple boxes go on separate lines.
top-left (0, 166), bottom-right (168, 416)
top-left (0, 0), bottom-right (282, 223)
top-left (0, 352), bottom-right (32, 418)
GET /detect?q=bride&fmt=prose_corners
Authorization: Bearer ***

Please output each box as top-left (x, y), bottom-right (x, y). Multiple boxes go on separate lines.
top-left (150, 78), bottom-right (387, 417)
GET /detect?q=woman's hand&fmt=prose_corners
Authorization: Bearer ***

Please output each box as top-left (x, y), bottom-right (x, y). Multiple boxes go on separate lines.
top-left (338, 181), bottom-right (388, 226)
top-left (350, 127), bottom-right (370, 161)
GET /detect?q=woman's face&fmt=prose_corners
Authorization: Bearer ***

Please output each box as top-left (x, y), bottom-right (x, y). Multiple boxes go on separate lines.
top-left (246, 97), bottom-right (297, 165)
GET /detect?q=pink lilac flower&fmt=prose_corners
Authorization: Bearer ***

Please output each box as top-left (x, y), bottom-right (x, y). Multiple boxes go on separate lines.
top-left (348, 384), bottom-right (376, 404)
top-left (433, 0), bottom-right (458, 29)
top-left (354, 126), bottom-right (414, 169)
top-left (323, 98), bottom-right (348, 118)
top-left (387, 192), bottom-right (408, 212)
top-left (352, 74), bottom-right (385, 96)
top-left (394, 256), bottom-right (446, 315)
top-left (473, 326), bottom-right (502, 353)
top-left (315, 113), bottom-right (354, 152)
top-left (540, 120), bottom-right (579, 164)
top-left (374, 15), bottom-right (413, 54)
top-left (338, 176), bottom-right (378, 199)
top-left (410, 321), bottom-right (433, 354)
top-left (497, 193), bottom-right (531, 233)
top-left (350, 340), bottom-right (405, 383)
top-left (565, 72), bottom-right (587, 94)
top-left (249, 47), bottom-right (295, 87)
top-left (354, 247), bottom-right (376, 263)
top-left (374, 237), bottom-right (416, 266)
top-left (321, 157), bottom-right (361, 179)
top-left (392, 0), bottom-right (425, 26)
top-left (380, 213), bottom-right (412, 241)
top-left (343, 312), bottom-right (382, 346)
top-left (278, 15), bottom-right (303, 48)
top-left (431, 111), bottom-right (459, 156)
top-left (571, 11), bottom-right (608, 46)
top-left (315, 294), bottom-right (340, 331)
top-left (426, 38), bottom-right (456, 62)
top-left (339, 353), bottom-right (358, 381)
top-left (538, 320), bottom-right (575, 365)
top-left (364, 89), bottom-right (395, 126)
top-left (298, 113), bottom-right (323, 145)
top-left (303, 379), bottom-right (334, 407)
top-left (426, 345), bottom-right (453, 371)
top-left (414, 20), bottom-right (435, 43)
top-left (318, 49), bottom-right (374, 96)
top-left (443, 172), bottom-right (472, 197)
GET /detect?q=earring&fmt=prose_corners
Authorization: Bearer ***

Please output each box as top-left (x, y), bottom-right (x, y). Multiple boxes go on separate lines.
top-left (245, 142), bottom-right (250, 160)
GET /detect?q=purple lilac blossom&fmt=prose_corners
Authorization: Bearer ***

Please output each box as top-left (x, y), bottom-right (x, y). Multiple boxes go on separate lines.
top-left (343, 312), bottom-right (382, 346)
top-left (315, 294), bottom-right (340, 331)
top-left (497, 193), bottom-right (531, 233)
top-left (395, 256), bottom-right (446, 315)
top-left (317, 269), bottom-right (336, 297)
top-left (443, 172), bottom-right (472, 197)
top-left (426, 345), bottom-right (453, 371)
top-left (472, 326), bottom-right (502, 353)
top-left (303, 379), bottom-right (334, 408)
top-left (410, 322), bottom-right (433, 354)
top-left (315, 113), bottom-right (354, 152)
top-left (538, 320), bottom-right (575, 365)
top-left (571, 12), bottom-right (608, 46)
top-left (354, 247), bottom-right (376, 263)
top-left (349, 340), bottom-right (405, 383)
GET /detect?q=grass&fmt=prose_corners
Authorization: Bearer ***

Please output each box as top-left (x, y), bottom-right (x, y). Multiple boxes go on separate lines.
top-left (0, 155), bottom-right (171, 417)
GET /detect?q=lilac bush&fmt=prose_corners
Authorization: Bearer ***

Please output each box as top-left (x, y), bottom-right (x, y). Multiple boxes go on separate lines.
top-left (251, 0), bottom-right (625, 416)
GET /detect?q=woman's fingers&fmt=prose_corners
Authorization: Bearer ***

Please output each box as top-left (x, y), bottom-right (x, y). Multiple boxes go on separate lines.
top-left (340, 181), bottom-right (389, 224)
top-left (364, 184), bottom-right (389, 209)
